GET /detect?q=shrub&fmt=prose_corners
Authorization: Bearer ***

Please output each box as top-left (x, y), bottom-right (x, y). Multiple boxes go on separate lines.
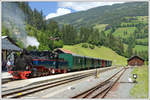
top-left (89, 45), bottom-right (95, 49)
top-left (82, 43), bottom-right (88, 48)
top-left (54, 40), bottom-right (64, 48)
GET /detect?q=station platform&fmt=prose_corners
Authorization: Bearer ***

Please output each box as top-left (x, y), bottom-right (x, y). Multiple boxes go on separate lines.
top-left (2, 67), bottom-right (118, 92)
top-left (2, 71), bottom-right (13, 79)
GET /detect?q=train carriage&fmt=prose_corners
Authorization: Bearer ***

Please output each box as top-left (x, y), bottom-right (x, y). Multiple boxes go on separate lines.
top-left (58, 53), bottom-right (112, 71)
top-left (59, 53), bottom-right (84, 71)
top-left (10, 50), bottom-right (112, 79)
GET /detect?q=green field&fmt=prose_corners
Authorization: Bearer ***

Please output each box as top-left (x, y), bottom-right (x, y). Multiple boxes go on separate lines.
top-left (113, 27), bottom-right (137, 39)
top-left (123, 43), bottom-right (128, 52)
top-left (133, 45), bottom-right (148, 52)
top-left (63, 43), bottom-right (127, 66)
top-left (123, 44), bottom-right (148, 52)
top-left (123, 16), bottom-right (148, 24)
top-left (136, 38), bottom-right (148, 43)
top-left (94, 24), bottom-right (108, 32)
top-left (105, 28), bottom-right (112, 36)
top-left (121, 22), bottom-right (139, 26)
top-left (136, 16), bottom-right (148, 24)
top-left (130, 66), bottom-right (148, 98)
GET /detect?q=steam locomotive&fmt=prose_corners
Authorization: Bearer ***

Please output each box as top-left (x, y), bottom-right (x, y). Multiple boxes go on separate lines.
top-left (9, 51), bottom-right (112, 79)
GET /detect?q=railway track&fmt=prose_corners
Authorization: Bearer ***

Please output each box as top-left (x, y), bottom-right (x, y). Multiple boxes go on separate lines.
top-left (2, 78), bottom-right (17, 84)
top-left (2, 66), bottom-right (117, 98)
top-left (2, 67), bottom-right (116, 85)
top-left (2, 78), bottom-right (13, 84)
top-left (72, 68), bottom-right (126, 99)
top-left (2, 71), bottom-right (96, 98)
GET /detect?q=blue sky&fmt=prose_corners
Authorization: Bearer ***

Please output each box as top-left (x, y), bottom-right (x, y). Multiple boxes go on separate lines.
top-left (29, 2), bottom-right (75, 16)
top-left (29, 2), bottom-right (124, 20)
top-left (29, 2), bottom-right (58, 16)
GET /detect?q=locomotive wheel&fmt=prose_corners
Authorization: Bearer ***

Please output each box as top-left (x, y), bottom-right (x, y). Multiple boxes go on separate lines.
top-left (38, 72), bottom-right (42, 76)
top-left (44, 71), bottom-right (47, 76)
top-left (43, 71), bottom-right (46, 76)
top-left (62, 69), bottom-right (67, 73)
top-left (64, 69), bottom-right (67, 73)
top-left (44, 72), bottom-right (47, 76)
top-left (33, 72), bottom-right (37, 77)
top-left (46, 71), bottom-right (49, 76)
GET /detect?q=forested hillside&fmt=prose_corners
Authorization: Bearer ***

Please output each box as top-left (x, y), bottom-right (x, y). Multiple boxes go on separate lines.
top-left (2, 2), bottom-right (148, 61)
top-left (50, 2), bottom-right (148, 61)
top-left (50, 2), bottom-right (148, 28)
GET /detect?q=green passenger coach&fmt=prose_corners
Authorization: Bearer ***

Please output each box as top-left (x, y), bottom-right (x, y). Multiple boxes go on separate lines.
top-left (58, 53), bottom-right (112, 72)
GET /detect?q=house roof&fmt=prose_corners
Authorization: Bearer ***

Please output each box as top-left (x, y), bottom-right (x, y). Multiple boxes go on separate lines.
top-left (2, 36), bottom-right (22, 51)
top-left (55, 48), bottom-right (73, 54)
top-left (127, 55), bottom-right (145, 62)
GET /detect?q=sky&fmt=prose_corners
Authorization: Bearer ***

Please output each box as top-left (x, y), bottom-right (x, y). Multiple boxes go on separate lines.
top-left (29, 2), bottom-right (124, 20)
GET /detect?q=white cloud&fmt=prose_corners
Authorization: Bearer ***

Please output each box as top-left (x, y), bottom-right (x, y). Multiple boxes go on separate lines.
top-left (58, 2), bottom-right (124, 11)
top-left (45, 8), bottom-right (71, 20)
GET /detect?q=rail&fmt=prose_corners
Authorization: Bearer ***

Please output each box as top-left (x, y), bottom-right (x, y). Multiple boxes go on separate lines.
top-left (72, 67), bottom-right (126, 98)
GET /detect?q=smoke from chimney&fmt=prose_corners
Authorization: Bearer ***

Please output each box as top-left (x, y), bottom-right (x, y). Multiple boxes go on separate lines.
top-left (2, 2), bottom-right (40, 48)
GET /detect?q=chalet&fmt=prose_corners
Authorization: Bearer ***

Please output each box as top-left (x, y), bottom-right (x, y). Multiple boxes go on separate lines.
top-left (127, 56), bottom-right (144, 66)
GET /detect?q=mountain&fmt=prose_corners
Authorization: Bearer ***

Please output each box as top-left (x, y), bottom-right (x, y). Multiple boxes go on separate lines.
top-left (49, 2), bottom-right (148, 28)
top-left (2, 2), bottom-right (148, 61)
top-left (49, 1), bottom-right (148, 60)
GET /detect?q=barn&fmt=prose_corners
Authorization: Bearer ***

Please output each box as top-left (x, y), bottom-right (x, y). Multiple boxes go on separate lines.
top-left (127, 56), bottom-right (144, 66)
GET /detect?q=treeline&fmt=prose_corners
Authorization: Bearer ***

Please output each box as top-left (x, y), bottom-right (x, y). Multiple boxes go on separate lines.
top-left (3, 2), bottom-right (125, 57)
top-left (51, 2), bottom-right (148, 29)
top-left (105, 18), bottom-right (148, 60)
top-left (2, 2), bottom-right (148, 61)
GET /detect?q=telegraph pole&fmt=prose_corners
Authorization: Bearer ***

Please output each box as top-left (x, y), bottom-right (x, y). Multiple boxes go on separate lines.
top-left (48, 36), bottom-right (59, 50)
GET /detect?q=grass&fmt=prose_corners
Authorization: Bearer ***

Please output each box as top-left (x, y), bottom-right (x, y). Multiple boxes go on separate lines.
top-left (130, 66), bottom-right (148, 98)
top-left (136, 38), bottom-right (148, 43)
top-left (121, 22), bottom-right (139, 26)
top-left (105, 29), bottom-right (112, 36)
top-left (123, 43), bottom-right (128, 52)
top-left (76, 18), bottom-right (83, 23)
top-left (113, 27), bottom-right (137, 39)
top-left (63, 43), bottom-right (127, 66)
top-left (136, 16), bottom-right (148, 24)
top-left (123, 44), bottom-right (148, 52)
top-left (133, 45), bottom-right (148, 52)
top-left (93, 24), bottom-right (108, 32)
top-left (123, 16), bottom-right (148, 24)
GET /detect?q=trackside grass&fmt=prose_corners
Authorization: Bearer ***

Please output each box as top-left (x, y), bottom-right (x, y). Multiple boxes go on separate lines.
top-left (130, 65), bottom-right (148, 98)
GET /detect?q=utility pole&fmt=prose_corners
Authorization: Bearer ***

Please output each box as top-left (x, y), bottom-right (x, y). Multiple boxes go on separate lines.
top-left (48, 36), bottom-right (59, 50)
